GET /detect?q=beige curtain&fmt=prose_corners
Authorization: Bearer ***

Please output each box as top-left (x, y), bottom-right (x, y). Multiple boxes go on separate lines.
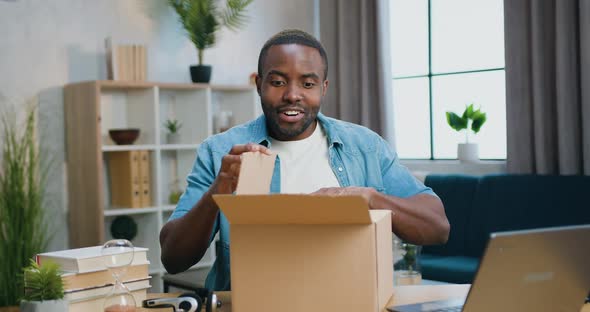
top-left (319, 0), bottom-right (395, 144)
top-left (505, 0), bottom-right (590, 175)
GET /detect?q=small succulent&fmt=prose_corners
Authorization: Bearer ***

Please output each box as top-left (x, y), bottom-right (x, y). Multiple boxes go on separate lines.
top-left (22, 259), bottom-right (64, 302)
top-left (164, 119), bottom-right (183, 134)
top-left (402, 243), bottom-right (418, 272)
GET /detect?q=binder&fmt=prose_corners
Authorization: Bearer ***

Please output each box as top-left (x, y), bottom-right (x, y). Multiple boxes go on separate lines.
top-left (108, 151), bottom-right (141, 208)
top-left (139, 150), bottom-right (151, 207)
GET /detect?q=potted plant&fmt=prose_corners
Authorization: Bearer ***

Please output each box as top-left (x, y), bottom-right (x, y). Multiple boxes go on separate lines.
top-left (0, 108), bottom-right (49, 310)
top-left (168, 177), bottom-right (184, 205)
top-left (446, 103), bottom-right (487, 162)
top-left (393, 239), bottom-right (422, 285)
top-left (164, 119), bottom-right (183, 144)
top-left (168, 0), bottom-right (254, 83)
top-left (20, 260), bottom-right (66, 312)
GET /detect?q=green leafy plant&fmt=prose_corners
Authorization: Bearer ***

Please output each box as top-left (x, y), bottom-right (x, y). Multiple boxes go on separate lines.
top-left (446, 103), bottom-right (487, 143)
top-left (402, 243), bottom-right (418, 272)
top-left (0, 107), bottom-right (49, 307)
top-left (164, 119), bottom-right (183, 134)
top-left (22, 259), bottom-right (64, 302)
top-left (168, 0), bottom-right (254, 65)
top-left (169, 189), bottom-right (183, 204)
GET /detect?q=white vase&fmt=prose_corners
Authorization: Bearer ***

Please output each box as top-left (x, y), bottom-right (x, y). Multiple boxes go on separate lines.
top-left (166, 133), bottom-right (181, 144)
top-left (458, 143), bottom-right (479, 163)
top-left (20, 300), bottom-right (68, 312)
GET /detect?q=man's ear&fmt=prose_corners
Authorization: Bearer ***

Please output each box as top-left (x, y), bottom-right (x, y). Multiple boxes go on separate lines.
top-left (321, 79), bottom-right (329, 97)
top-left (255, 74), bottom-right (262, 96)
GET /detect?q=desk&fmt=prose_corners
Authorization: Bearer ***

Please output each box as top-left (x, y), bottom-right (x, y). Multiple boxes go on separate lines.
top-left (141, 285), bottom-right (590, 312)
top-left (387, 284), bottom-right (470, 306)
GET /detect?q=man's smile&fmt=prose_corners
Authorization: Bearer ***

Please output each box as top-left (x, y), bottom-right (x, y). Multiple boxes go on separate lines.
top-left (277, 106), bottom-right (306, 123)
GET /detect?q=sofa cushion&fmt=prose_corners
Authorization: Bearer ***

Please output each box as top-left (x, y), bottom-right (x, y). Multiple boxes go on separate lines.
top-left (423, 174), bottom-right (479, 256)
top-left (421, 254), bottom-right (479, 284)
top-left (466, 174), bottom-right (590, 258)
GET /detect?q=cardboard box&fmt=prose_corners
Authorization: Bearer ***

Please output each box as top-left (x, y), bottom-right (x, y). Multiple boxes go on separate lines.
top-left (213, 152), bottom-right (393, 312)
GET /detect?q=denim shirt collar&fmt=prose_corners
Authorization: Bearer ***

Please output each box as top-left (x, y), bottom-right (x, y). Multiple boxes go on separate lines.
top-left (249, 112), bottom-right (344, 147)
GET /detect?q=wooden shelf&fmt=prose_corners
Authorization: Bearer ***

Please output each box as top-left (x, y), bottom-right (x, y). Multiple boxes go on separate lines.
top-left (102, 144), bottom-right (158, 152)
top-left (66, 80), bottom-right (256, 91)
top-left (161, 205), bottom-right (177, 212)
top-left (64, 80), bottom-right (257, 292)
top-left (104, 207), bottom-right (160, 216)
top-left (159, 144), bottom-right (200, 151)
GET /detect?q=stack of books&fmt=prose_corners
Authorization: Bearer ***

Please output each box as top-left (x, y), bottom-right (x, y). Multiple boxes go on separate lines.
top-left (36, 246), bottom-right (151, 311)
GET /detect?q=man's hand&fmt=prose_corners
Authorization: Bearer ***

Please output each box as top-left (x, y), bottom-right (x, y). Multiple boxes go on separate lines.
top-left (311, 186), bottom-right (377, 208)
top-left (212, 143), bottom-right (272, 194)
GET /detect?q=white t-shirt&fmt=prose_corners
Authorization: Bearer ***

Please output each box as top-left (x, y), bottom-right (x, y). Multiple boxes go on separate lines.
top-left (269, 122), bottom-right (341, 194)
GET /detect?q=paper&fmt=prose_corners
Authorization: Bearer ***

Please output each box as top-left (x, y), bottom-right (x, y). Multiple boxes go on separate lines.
top-left (235, 152), bottom-right (277, 195)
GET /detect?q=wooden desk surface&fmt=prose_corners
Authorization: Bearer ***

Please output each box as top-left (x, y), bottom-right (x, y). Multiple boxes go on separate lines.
top-left (141, 286), bottom-right (468, 311)
top-left (141, 285), bottom-right (590, 312)
top-left (387, 284), bottom-right (470, 306)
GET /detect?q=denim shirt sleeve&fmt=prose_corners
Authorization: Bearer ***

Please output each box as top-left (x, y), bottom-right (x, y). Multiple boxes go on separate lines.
top-left (168, 140), bottom-right (220, 243)
top-left (377, 136), bottom-right (436, 198)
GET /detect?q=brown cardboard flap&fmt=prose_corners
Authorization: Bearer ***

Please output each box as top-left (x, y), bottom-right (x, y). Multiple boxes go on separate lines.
top-left (235, 152), bottom-right (277, 194)
top-left (213, 194), bottom-right (372, 224)
top-left (369, 209), bottom-right (391, 223)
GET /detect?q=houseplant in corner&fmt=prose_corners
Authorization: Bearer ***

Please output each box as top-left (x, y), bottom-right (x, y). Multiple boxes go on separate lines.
top-left (168, 0), bottom-right (254, 83)
top-left (446, 103), bottom-right (487, 162)
top-left (20, 260), bottom-right (66, 312)
top-left (0, 107), bottom-right (49, 311)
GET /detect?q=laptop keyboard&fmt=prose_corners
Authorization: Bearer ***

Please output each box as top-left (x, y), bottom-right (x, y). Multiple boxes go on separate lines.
top-left (427, 307), bottom-right (462, 312)
top-left (387, 298), bottom-right (466, 312)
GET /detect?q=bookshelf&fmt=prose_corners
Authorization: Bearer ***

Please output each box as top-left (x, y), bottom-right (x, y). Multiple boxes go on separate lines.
top-left (64, 80), bottom-right (260, 292)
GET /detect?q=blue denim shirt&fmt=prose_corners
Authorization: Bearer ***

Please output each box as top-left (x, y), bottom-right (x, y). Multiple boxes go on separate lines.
top-left (168, 112), bottom-right (434, 290)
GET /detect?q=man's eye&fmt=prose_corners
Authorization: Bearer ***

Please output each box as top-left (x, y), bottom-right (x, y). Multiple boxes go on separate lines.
top-left (303, 82), bottom-right (315, 88)
top-left (271, 80), bottom-right (285, 87)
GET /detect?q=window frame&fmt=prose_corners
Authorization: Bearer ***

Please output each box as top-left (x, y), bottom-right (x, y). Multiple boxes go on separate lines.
top-left (392, 0), bottom-right (506, 160)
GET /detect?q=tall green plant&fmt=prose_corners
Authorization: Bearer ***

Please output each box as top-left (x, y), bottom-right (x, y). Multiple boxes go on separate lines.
top-left (0, 108), bottom-right (48, 307)
top-left (168, 0), bottom-right (254, 65)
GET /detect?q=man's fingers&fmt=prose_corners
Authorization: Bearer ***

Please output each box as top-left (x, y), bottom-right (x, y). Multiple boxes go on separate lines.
top-left (220, 154), bottom-right (242, 170)
top-left (228, 143), bottom-right (272, 156)
top-left (229, 162), bottom-right (241, 177)
top-left (216, 143), bottom-right (272, 194)
top-left (311, 187), bottom-right (342, 196)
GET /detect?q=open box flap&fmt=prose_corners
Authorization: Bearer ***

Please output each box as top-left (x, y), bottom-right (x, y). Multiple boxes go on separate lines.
top-left (213, 194), bottom-right (372, 224)
top-left (235, 152), bottom-right (276, 195)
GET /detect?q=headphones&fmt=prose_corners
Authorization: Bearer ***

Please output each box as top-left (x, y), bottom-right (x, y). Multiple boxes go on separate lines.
top-left (142, 289), bottom-right (220, 312)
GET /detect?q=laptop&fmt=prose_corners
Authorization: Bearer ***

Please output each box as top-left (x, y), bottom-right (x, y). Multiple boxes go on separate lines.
top-left (387, 224), bottom-right (590, 312)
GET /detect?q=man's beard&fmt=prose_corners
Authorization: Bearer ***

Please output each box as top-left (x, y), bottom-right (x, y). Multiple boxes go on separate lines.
top-left (261, 101), bottom-right (320, 141)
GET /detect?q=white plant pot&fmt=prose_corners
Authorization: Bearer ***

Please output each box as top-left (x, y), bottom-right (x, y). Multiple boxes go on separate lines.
top-left (458, 143), bottom-right (479, 163)
top-left (166, 133), bottom-right (181, 144)
top-left (20, 300), bottom-right (68, 312)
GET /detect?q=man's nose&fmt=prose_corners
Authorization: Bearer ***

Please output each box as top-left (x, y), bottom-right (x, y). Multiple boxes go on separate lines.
top-left (282, 84), bottom-right (303, 103)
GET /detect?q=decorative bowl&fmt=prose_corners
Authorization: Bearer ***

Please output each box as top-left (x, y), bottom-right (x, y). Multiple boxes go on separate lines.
top-left (108, 128), bottom-right (140, 145)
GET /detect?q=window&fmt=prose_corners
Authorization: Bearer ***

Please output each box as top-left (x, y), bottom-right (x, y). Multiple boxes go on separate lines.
top-left (390, 0), bottom-right (506, 160)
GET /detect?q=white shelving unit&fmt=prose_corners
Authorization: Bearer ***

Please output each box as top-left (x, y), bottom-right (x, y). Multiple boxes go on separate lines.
top-left (64, 80), bottom-right (260, 292)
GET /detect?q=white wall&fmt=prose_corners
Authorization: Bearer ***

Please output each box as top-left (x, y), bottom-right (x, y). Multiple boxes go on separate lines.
top-left (0, 0), bottom-right (315, 251)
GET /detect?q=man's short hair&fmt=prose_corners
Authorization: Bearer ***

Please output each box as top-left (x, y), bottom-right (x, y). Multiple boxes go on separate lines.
top-left (257, 29), bottom-right (328, 80)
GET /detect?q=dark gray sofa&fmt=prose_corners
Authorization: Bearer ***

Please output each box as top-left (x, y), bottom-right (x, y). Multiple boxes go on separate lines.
top-left (421, 174), bottom-right (590, 284)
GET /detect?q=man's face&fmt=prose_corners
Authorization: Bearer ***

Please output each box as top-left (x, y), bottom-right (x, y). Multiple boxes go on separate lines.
top-left (256, 44), bottom-right (329, 141)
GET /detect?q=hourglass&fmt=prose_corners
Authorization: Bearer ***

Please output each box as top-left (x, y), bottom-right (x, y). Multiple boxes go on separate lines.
top-left (102, 239), bottom-right (136, 312)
